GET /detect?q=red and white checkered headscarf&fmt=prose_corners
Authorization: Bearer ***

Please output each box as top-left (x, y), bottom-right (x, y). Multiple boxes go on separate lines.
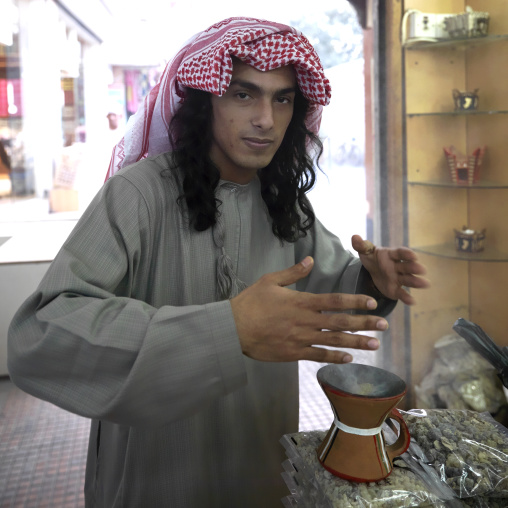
top-left (105, 17), bottom-right (332, 180)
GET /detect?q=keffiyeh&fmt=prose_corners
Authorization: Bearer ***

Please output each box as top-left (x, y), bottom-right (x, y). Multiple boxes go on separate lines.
top-left (105, 17), bottom-right (332, 180)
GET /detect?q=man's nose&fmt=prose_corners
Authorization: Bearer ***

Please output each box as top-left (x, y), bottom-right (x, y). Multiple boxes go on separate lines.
top-left (252, 99), bottom-right (274, 130)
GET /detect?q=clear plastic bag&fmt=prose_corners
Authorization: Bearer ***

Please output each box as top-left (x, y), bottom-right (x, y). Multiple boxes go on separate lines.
top-left (280, 430), bottom-right (447, 507)
top-left (280, 409), bottom-right (508, 507)
top-left (415, 335), bottom-right (506, 414)
top-left (401, 409), bottom-right (508, 500)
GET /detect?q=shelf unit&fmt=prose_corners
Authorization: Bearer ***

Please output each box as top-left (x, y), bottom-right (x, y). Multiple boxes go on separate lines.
top-left (402, 0), bottom-right (508, 389)
top-left (407, 110), bottom-right (508, 117)
top-left (403, 33), bottom-right (508, 50)
top-left (408, 182), bottom-right (508, 261)
top-left (413, 244), bottom-right (508, 262)
top-left (408, 180), bottom-right (508, 188)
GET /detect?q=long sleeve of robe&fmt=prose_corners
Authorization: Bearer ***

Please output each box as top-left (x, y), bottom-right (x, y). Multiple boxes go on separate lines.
top-left (8, 153), bottom-right (395, 508)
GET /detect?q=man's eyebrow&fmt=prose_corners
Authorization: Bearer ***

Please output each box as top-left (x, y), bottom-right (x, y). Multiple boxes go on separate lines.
top-left (229, 79), bottom-right (297, 95)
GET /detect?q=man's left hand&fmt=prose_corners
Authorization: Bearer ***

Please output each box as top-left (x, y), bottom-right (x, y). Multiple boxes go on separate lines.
top-left (351, 234), bottom-right (430, 306)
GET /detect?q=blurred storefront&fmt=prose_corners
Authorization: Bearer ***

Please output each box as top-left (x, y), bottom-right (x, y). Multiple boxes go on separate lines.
top-left (0, 0), bottom-right (165, 376)
top-left (0, 0), bottom-right (164, 216)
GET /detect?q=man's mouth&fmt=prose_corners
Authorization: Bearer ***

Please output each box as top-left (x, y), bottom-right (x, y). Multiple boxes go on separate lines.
top-left (243, 137), bottom-right (273, 150)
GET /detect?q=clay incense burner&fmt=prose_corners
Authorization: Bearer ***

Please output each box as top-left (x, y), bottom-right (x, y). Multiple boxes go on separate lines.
top-left (316, 363), bottom-right (410, 482)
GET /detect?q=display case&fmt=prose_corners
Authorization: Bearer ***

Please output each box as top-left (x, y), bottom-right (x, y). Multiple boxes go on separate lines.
top-left (401, 0), bottom-right (508, 389)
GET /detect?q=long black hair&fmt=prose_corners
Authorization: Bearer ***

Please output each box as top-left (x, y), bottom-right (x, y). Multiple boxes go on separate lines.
top-left (168, 86), bottom-right (323, 243)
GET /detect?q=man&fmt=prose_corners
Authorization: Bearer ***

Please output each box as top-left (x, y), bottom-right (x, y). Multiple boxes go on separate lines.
top-left (8, 18), bottom-right (429, 507)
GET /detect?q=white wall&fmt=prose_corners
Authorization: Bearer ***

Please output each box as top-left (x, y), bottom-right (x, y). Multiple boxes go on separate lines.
top-left (0, 219), bottom-right (76, 377)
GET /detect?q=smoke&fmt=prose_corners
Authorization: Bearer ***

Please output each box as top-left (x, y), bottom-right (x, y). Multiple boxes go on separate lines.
top-left (318, 364), bottom-right (406, 398)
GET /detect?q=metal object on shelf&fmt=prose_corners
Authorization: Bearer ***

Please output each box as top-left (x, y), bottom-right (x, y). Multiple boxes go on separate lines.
top-left (453, 88), bottom-right (479, 111)
top-left (443, 145), bottom-right (485, 185)
top-left (453, 226), bottom-right (486, 253)
top-left (444, 7), bottom-right (490, 39)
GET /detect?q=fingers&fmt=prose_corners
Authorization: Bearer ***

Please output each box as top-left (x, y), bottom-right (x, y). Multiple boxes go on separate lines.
top-left (303, 347), bottom-right (354, 364)
top-left (311, 330), bottom-right (381, 350)
top-left (262, 259), bottom-right (386, 313)
top-left (389, 246), bottom-right (419, 263)
top-left (298, 332), bottom-right (381, 363)
top-left (306, 291), bottom-right (379, 313)
top-left (263, 256), bottom-right (315, 288)
top-left (318, 312), bottom-right (388, 333)
top-left (394, 259), bottom-right (427, 276)
top-left (389, 250), bottom-right (431, 291)
top-left (394, 287), bottom-right (416, 306)
top-left (351, 234), bottom-right (375, 255)
top-left (233, 258), bottom-right (392, 365)
top-left (393, 258), bottom-right (431, 291)
top-left (398, 273), bottom-right (431, 289)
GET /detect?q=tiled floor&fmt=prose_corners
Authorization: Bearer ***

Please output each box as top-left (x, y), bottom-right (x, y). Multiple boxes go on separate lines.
top-left (0, 378), bottom-right (88, 508)
top-left (0, 352), bottom-right (378, 507)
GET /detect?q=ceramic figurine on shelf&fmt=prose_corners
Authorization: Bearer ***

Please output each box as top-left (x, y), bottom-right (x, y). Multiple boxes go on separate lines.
top-left (444, 145), bottom-right (485, 185)
top-left (454, 226), bottom-right (486, 253)
top-left (453, 88), bottom-right (479, 111)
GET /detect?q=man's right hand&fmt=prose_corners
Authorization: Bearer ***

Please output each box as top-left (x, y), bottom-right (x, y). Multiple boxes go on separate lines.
top-left (230, 257), bottom-right (388, 364)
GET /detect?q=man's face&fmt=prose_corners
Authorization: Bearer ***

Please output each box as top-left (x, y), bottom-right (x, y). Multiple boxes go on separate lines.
top-left (209, 59), bottom-right (297, 184)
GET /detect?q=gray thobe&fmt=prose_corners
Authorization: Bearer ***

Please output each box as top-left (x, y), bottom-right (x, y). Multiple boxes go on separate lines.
top-left (8, 153), bottom-right (394, 507)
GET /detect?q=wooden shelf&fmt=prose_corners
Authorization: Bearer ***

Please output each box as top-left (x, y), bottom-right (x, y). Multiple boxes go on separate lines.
top-left (399, 0), bottom-right (508, 405)
top-left (407, 109), bottom-right (508, 118)
top-left (403, 34), bottom-right (508, 50)
top-left (412, 243), bottom-right (508, 262)
top-left (408, 180), bottom-right (508, 189)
